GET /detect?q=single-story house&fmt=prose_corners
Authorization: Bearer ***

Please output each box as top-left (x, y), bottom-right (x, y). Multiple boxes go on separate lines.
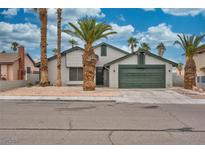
top-left (0, 46), bottom-right (39, 80)
top-left (47, 42), bottom-right (177, 88)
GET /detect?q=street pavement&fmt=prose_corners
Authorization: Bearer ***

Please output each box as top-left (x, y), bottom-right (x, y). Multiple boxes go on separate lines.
top-left (0, 100), bottom-right (205, 144)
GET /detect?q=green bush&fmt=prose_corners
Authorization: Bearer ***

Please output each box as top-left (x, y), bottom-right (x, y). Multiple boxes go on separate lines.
top-left (27, 82), bottom-right (33, 87)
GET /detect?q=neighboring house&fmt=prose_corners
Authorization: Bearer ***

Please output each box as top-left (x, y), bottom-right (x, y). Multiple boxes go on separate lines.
top-left (194, 45), bottom-right (205, 89)
top-left (0, 46), bottom-right (39, 81)
top-left (47, 42), bottom-right (177, 88)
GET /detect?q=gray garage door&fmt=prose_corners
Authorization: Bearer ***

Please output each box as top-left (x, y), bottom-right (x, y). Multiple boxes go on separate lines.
top-left (119, 65), bottom-right (166, 88)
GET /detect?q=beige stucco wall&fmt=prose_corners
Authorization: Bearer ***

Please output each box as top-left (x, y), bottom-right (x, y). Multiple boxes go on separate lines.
top-left (95, 46), bottom-right (127, 67)
top-left (25, 55), bottom-right (39, 73)
top-left (66, 49), bottom-right (83, 67)
top-left (48, 56), bottom-right (67, 86)
top-left (109, 54), bottom-right (173, 88)
top-left (0, 55), bottom-right (38, 81)
top-left (12, 60), bottom-right (19, 80)
top-left (194, 53), bottom-right (205, 76)
top-left (1, 65), bottom-right (8, 79)
top-left (0, 62), bottom-right (19, 80)
top-left (65, 46), bottom-right (127, 67)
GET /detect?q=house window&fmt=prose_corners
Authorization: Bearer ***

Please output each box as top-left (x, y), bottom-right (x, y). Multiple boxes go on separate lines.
top-left (201, 76), bottom-right (205, 83)
top-left (27, 67), bottom-right (31, 73)
top-left (101, 45), bottom-right (107, 56)
top-left (69, 67), bottom-right (83, 81)
top-left (197, 76), bottom-right (200, 83)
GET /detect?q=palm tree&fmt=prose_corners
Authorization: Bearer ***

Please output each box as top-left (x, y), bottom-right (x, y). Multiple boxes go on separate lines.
top-left (56, 8), bottom-right (62, 87)
top-left (69, 39), bottom-right (78, 48)
top-left (177, 63), bottom-right (183, 76)
top-left (52, 48), bottom-right (57, 55)
top-left (156, 42), bottom-right (166, 57)
top-left (63, 17), bottom-right (116, 91)
top-left (174, 34), bottom-right (205, 89)
top-left (34, 8), bottom-right (50, 86)
top-left (11, 42), bottom-right (19, 52)
top-left (140, 42), bottom-right (151, 51)
top-left (128, 37), bottom-right (138, 53)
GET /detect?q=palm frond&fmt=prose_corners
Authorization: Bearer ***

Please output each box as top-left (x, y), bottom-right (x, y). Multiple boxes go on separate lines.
top-left (63, 18), bottom-right (116, 44)
top-left (175, 34), bottom-right (205, 58)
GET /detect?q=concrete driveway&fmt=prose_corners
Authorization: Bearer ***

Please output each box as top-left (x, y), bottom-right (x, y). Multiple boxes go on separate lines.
top-left (119, 89), bottom-right (205, 104)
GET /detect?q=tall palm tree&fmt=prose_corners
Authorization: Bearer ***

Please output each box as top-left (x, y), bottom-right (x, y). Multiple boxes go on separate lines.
top-left (140, 42), bottom-right (151, 51)
top-left (174, 34), bottom-right (205, 89)
top-left (156, 42), bottom-right (166, 57)
top-left (128, 37), bottom-right (138, 53)
top-left (56, 8), bottom-right (62, 87)
top-left (69, 39), bottom-right (78, 48)
top-left (11, 42), bottom-right (19, 52)
top-left (34, 8), bottom-right (50, 86)
top-left (63, 17), bottom-right (116, 91)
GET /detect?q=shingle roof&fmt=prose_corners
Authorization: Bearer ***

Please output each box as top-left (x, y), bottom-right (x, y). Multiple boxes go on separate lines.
top-left (0, 53), bottom-right (19, 64)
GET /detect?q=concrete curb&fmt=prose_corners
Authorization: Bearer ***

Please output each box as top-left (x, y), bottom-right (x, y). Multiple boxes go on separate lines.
top-left (0, 96), bottom-right (117, 102)
top-left (0, 96), bottom-right (205, 104)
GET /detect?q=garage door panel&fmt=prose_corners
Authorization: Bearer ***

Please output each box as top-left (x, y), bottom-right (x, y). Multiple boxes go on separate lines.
top-left (119, 65), bottom-right (165, 88)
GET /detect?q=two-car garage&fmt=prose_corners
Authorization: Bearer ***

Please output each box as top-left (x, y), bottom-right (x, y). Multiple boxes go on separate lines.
top-left (118, 65), bottom-right (165, 88)
top-left (105, 50), bottom-right (177, 88)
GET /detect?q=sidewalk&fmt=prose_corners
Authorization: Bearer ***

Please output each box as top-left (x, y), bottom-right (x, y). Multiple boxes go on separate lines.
top-left (0, 86), bottom-right (205, 104)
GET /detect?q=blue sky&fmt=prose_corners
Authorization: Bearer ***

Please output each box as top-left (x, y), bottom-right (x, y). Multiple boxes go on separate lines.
top-left (0, 8), bottom-right (205, 63)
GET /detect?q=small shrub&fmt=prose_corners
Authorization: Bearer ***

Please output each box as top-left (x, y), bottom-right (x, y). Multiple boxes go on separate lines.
top-left (27, 82), bottom-right (33, 87)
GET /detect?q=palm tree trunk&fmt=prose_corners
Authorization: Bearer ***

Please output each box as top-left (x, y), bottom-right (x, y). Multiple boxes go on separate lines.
top-left (56, 8), bottom-right (62, 87)
top-left (39, 8), bottom-right (50, 86)
top-left (131, 45), bottom-right (134, 53)
top-left (184, 57), bottom-right (196, 89)
top-left (159, 49), bottom-right (164, 57)
top-left (83, 44), bottom-right (97, 91)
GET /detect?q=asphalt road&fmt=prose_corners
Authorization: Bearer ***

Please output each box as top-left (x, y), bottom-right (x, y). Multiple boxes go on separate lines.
top-left (0, 100), bottom-right (205, 144)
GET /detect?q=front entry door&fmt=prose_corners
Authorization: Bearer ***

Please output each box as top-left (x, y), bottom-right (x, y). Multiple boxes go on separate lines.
top-left (96, 67), bottom-right (104, 86)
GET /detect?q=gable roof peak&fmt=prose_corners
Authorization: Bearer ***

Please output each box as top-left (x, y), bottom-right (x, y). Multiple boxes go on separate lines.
top-left (94, 42), bottom-right (129, 54)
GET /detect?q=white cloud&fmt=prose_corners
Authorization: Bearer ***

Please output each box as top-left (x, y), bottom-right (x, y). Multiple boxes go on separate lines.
top-left (1, 9), bottom-right (19, 17)
top-left (162, 8), bottom-right (205, 16)
top-left (142, 8), bottom-right (205, 17)
top-left (109, 23), bottom-right (135, 39)
top-left (24, 8), bottom-right (105, 26)
top-left (142, 8), bottom-right (155, 11)
top-left (136, 23), bottom-right (179, 48)
top-left (0, 21), bottom-right (81, 58)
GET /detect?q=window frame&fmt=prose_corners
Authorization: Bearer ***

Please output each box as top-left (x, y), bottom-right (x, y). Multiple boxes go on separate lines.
top-left (197, 76), bottom-right (200, 83)
top-left (101, 45), bottom-right (107, 56)
top-left (26, 67), bottom-right (31, 74)
top-left (201, 76), bottom-right (205, 83)
top-left (69, 67), bottom-right (83, 81)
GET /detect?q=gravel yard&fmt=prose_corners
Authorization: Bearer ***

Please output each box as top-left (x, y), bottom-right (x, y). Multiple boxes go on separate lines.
top-left (0, 86), bottom-right (121, 97)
